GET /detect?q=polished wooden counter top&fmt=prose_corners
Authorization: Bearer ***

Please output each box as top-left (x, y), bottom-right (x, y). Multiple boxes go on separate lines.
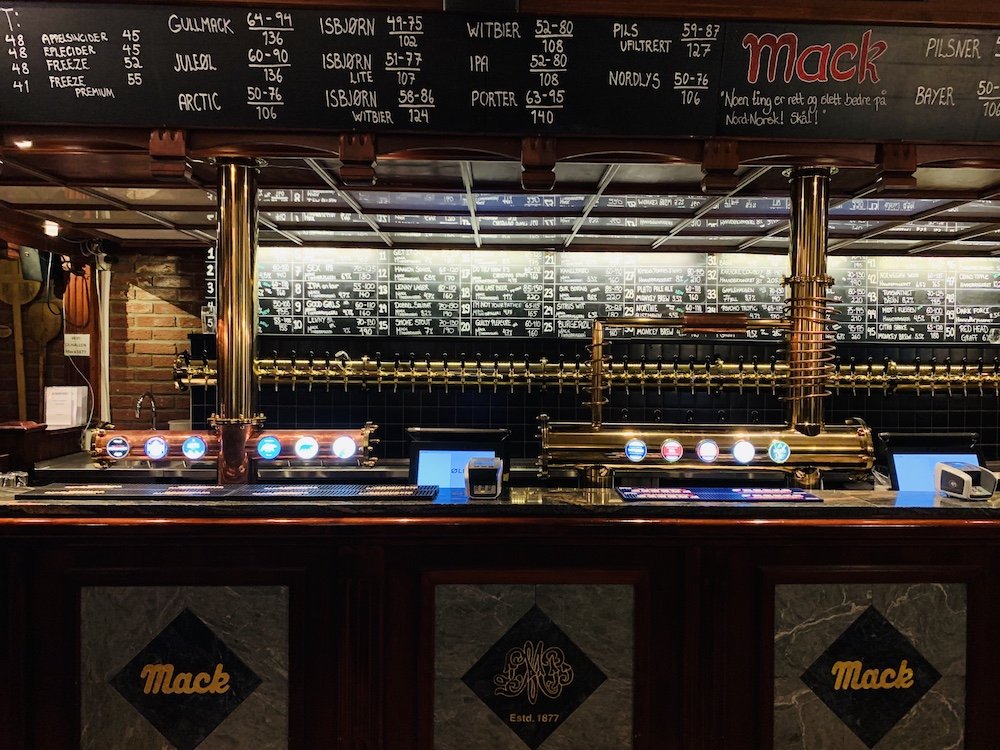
top-left (2, 484), bottom-right (1000, 523)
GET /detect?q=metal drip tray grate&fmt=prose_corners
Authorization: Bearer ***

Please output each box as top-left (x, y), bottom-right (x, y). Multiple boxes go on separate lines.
top-left (617, 487), bottom-right (822, 503)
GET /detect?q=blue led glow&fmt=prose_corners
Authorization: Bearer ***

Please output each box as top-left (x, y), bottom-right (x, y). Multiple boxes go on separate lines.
top-left (181, 435), bottom-right (208, 461)
top-left (624, 439), bottom-right (647, 462)
top-left (257, 435), bottom-right (282, 461)
top-left (143, 436), bottom-right (169, 461)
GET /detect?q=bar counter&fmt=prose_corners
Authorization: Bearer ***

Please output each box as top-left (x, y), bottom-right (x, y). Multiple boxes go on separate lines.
top-left (2, 485), bottom-right (998, 749)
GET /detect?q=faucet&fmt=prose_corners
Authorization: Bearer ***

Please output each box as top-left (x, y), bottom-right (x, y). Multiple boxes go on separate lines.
top-left (135, 391), bottom-right (158, 429)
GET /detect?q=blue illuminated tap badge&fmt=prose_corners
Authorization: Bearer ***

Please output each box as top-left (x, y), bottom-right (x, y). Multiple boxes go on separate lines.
top-left (256, 435), bottom-right (282, 461)
top-left (143, 436), bottom-right (169, 461)
top-left (768, 440), bottom-right (792, 464)
top-left (293, 436), bottom-right (319, 460)
top-left (624, 439), bottom-right (647, 462)
top-left (106, 436), bottom-right (131, 459)
top-left (332, 435), bottom-right (357, 460)
top-left (181, 435), bottom-right (208, 461)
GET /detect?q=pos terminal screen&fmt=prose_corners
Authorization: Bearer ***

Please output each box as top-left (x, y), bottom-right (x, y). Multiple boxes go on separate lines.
top-left (415, 449), bottom-right (497, 489)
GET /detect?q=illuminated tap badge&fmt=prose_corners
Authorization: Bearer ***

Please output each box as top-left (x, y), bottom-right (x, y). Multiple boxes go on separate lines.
top-left (660, 439), bottom-right (684, 463)
top-left (143, 436), bottom-right (170, 461)
top-left (182, 435), bottom-right (208, 461)
top-left (294, 436), bottom-right (319, 460)
top-left (624, 439), bottom-right (647, 462)
top-left (768, 440), bottom-right (792, 464)
top-left (106, 436), bottom-right (131, 460)
top-left (256, 435), bottom-right (282, 461)
top-left (331, 435), bottom-right (357, 460)
top-left (731, 440), bottom-right (756, 465)
top-left (696, 439), bottom-right (720, 463)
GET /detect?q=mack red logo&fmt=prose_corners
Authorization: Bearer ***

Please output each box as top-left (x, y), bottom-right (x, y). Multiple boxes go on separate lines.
top-left (742, 30), bottom-right (888, 84)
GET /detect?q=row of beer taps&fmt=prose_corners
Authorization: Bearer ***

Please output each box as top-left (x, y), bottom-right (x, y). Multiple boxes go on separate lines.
top-left (174, 350), bottom-right (1000, 397)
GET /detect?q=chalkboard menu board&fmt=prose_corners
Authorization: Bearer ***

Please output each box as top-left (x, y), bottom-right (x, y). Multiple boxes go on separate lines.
top-left (3, 4), bottom-right (1000, 141)
top-left (247, 249), bottom-right (1000, 344)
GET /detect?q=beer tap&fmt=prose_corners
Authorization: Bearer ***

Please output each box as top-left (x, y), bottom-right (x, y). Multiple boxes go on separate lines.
top-left (272, 350), bottom-right (280, 391)
top-left (460, 353), bottom-right (467, 392)
top-left (574, 354), bottom-right (581, 395)
top-left (883, 356), bottom-right (891, 395)
top-left (914, 356), bottom-right (921, 395)
top-left (671, 355), bottom-right (679, 391)
top-left (307, 351), bottom-right (315, 392)
top-left (866, 356), bottom-right (873, 397)
top-left (705, 356), bottom-right (714, 396)
top-left (324, 351), bottom-right (331, 391)
top-left (360, 355), bottom-right (370, 391)
top-left (557, 354), bottom-right (565, 394)
top-left (409, 352), bottom-right (417, 392)
top-left (930, 356), bottom-right (937, 397)
top-left (961, 356), bottom-right (968, 398)
top-left (539, 357), bottom-right (548, 393)
top-left (688, 356), bottom-right (696, 395)
top-left (508, 355), bottom-right (516, 394)
top-left (737, 355), bottom-right (745, 395)
top-left (769, 355), bottom-right (777, 396)
top-left (442, 356), bottom-right (449, 394)
top-left (752, 355), bottom-right (760, 395)
top-left (945, 356), bottom-right (953, 397)
top-left (622, 354), bottom-right (630, 397)
top-left (476, 354), bottom-right (483, 392)
top-left (426, 353), bottom-right (433, 392)
top-left (977, 357), bottom-right (984, 397)
top-left (376, 352), bottom-right (383, 393)
top-left (393, 354), bottom-right (401, 393)
top-left (338, 351), bottom-right (349, 392)
top-left (289, 352), bottom-right (298, 392)
top-left (525, 355), bottom-right (533, 393)
top-left (656, 356), bottom-right (663, 396)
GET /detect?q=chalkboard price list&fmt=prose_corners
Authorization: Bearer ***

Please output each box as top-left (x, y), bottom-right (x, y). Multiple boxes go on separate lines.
top-left (245, 10), bottom-right (294, 122)
top-left (527, 18), bottom-right (573, 127)
top-left (386, 14), bottom-right (433, 125)
top-left (120, 26), bottom-right (143, 87)
top-left (2, 8), bottom-right (29, 94)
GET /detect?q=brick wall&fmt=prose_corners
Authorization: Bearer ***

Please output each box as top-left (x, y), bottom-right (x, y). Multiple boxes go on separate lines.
top-left (108, 251), bottom-right (205, 429)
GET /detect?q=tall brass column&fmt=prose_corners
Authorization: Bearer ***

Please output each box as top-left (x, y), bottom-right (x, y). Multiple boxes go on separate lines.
top-left (784, 167), bottom-right (835, 437)
top-left (213, 159), bottom-right (263, 483)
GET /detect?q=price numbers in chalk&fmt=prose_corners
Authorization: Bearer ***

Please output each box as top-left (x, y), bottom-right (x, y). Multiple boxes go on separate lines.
top-left (680, 21), bottom-right (721, 58)
top-left (2, 7), bottom-right (29, 94)
top-left (121, 28), bottom-right (143, 86)
top-left (386, 14), bottom-right (433, 124)
top-left (527, 18), bottom-right (573, 126)
top-left (246, 10), bottom-right (294, 121)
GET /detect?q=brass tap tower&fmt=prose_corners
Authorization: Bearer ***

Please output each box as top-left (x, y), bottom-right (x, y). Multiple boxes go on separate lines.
top-left (785, 167), bottom-right (836, 437)
top-left (212, 159), bottom-right (265, 483)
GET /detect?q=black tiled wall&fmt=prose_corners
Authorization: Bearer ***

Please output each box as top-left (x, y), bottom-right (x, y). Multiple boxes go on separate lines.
top-left (188, 335), bottom-right (1000, 464)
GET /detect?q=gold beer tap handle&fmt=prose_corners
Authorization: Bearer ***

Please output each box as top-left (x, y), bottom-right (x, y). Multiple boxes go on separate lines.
top-left (442, 356), bottom-right (449, 394)
top-left (409, 353), bottom-right (417, 392)
top-left (557, 355), bottom-right (565, 394)
top-left (639, 356), bottom-right (646, 396)
top-left (656, 356), bottom-right (663, 396)
top-left (339, 351), bottom-right (349, 392)
top-left (977, 357), bottom-right (984, 397)
top-left (930, 356), bottom-right (937, 397)
top-left (945, 356), bottom-right (953, 397)
top-left (961, 357), bottom-right (968, 398)
top-left (376, 352), bottom-right (383, 392)
top-left (476, 354), bottom-right (483, 393)
top-left (272, 350), bottom-right (280, 391)
top-left (539, 356), bottom-right (548, 393)
top-left (574, 355), bottom-right (581, 395)
top-left (849, 356), bottom-right (857, 396)
top-left (622, 355), bottom-right (630, 397)
top-left (525, 355), bottom-right (532, 394)
top-left (737, 355), bottom-right (745, 395)
top-left (866, 357), bottom-right (873, 397)
top-left (426, 354), bottom-right (433, 392)
top-left (460, 353), bottom-right (467, 392)
top-left (752, 355), bottom-right (760, 395)
top-left (307, 351), bottom-right (315, 392)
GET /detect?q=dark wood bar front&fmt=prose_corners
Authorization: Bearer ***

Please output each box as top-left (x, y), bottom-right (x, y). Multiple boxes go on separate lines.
top-left (1, 489), bottom-right (995, 749)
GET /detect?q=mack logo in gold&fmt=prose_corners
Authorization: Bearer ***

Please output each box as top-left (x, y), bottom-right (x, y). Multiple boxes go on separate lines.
top-left (140, 663), bottom-right (231, 695)
top-left (493, 640), bottom-right (574, 705)
top-left (830, 659), bottom-right (915, 691)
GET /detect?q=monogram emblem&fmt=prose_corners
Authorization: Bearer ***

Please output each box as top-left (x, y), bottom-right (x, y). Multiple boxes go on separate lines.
top-left (493, 640), bottom-right (574, 704)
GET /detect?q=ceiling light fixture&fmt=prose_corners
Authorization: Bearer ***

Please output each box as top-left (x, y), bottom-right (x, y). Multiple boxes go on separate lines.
top-left (13, 139), bottom-right (33, 149)
top-left (43, 220), bottom-right (60, 237)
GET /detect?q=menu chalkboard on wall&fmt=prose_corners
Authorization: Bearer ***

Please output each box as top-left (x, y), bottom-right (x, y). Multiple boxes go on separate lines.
top-left (247, 249), bottom-right (1000, 344)
top-left (3, 4), bottom-right (1000, 141)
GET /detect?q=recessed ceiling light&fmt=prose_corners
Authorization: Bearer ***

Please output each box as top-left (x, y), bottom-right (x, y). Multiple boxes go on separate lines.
top-left (43, 220), bottom-right (60, 237)
top-left (13, 139), bottom-right (32, 149)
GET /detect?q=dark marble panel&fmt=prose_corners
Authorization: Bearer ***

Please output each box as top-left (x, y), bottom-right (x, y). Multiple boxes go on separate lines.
top-left (436, 583), bottom-right (633, 750)
top-left (774, 583), bottom-right (965, 750)
top-left (81, 586), bottom-right (288, 750)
